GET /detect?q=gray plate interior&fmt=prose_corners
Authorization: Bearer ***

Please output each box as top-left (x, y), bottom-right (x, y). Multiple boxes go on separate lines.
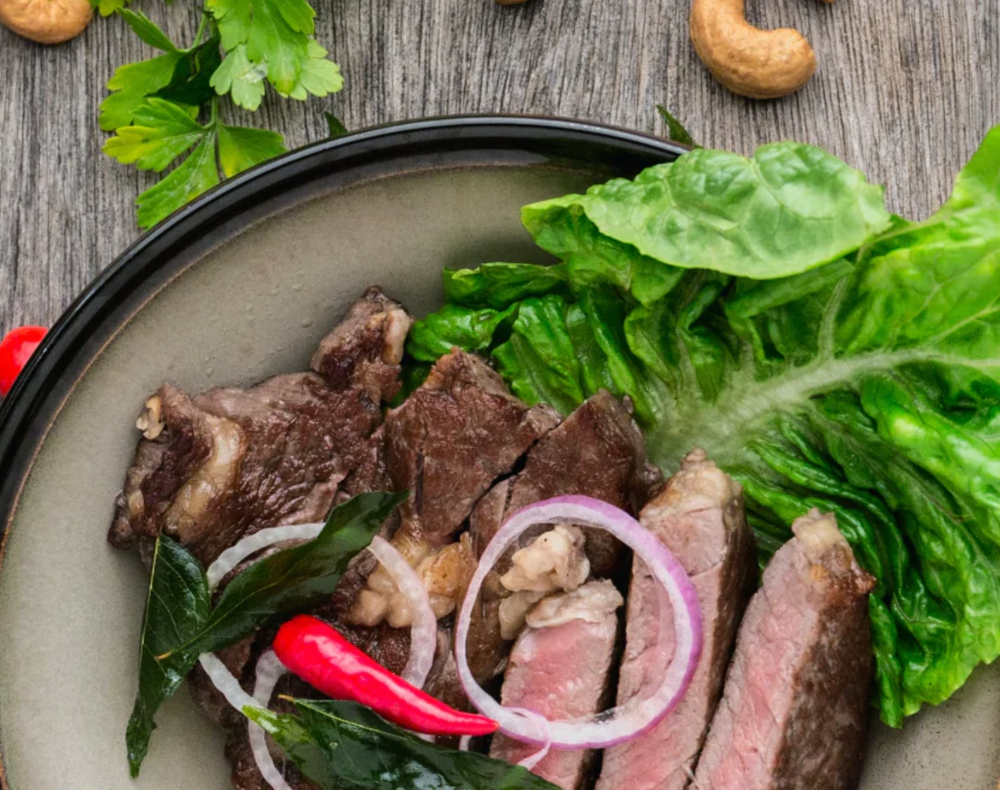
top-left (0, 163), bottom-right (998, 790)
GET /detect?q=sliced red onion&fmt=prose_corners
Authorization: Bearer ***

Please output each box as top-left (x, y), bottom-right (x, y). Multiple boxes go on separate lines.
top-left (207, 523), bottom-right (323, 591)
top-left (506, 708), bottom-right (552, 771)
top-left (454, 495), bottom-right (703, 750)
top-left (198, 653), bottom-right (258, 715)
top-left (249, 651), bottom-right (293, 790)
top-left (205, 526), bottom-right (436, 690)
top-left (367, 536), bottom-right (437, 689)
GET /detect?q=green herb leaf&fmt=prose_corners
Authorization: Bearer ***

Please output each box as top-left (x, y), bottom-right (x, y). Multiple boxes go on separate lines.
top-left (523, 143), bottom-right (893, 279)
top-left (655, 104), bottom-right (699, 148)
top-left (119, 9), bottom-right (179, 52)
top-left (408, 125), bottom-right (1000, 727)
top-left (247, 700), bottom-right (562, 790)
top-left (126, 536), bottom-right (210, 777)
top-left (153, 35), bottom-right (224, 110)
top-left (210, 44), bottom-right (267, 111)
top-left (127, 493), bottom-right (405, 774)
top-left (207, 0), bottom-right (342, 104)
top-left (324, 111), bottom-right (348, 138)
top-left (172, 491), bottom-right (406, 657)
top-left (99, 52), bottom-right (187, 131)
top-left (104, 98), bottom-right (209, 171)
top-left (217, 123), bottom-right (287, 178)
top-left (136, 131), bottom-right (220, 229)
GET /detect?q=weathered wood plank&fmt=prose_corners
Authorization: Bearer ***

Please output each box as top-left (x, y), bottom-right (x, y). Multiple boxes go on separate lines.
top-left (0, 0), bottom-right (997, 332)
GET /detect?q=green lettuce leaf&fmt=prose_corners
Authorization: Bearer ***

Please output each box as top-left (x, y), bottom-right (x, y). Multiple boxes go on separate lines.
top-left (405, 127), bottom-right (1000, 727)
top-left (247, 700), bottom-right (561, 790)
top-left (523, 143), bottom-right (892, 279)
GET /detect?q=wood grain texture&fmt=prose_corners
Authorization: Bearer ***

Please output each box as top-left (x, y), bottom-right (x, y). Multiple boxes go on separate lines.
top-left (0, 0), bottom-right (997, 334)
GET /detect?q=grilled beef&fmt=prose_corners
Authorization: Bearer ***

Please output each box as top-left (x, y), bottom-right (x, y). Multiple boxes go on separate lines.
top-left (108, 288), bottom-right (408, 566)
top-left (384, 348), bottom-right (560, 547)
top-left (489, 581), bottom-right (624, 790)
top-left (693, 509), bottom-right (875, 790)
top-left (465, 390), bottom-right (657, 684)
top-left (597, 449), bottom-right (756, 790)
top-left (309, 286), bottom-right (411, 404)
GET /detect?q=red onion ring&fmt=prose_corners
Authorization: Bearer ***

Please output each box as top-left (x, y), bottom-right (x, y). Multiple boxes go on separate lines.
top-left (367, 536), bottom-right (437, 689)
top-left (454, 495), bottom-right (702, 750)
top-left (250, 651), bottom-right (293, 790)
top-left (207, 523), bottom-right (324, 591)
top-left (506, 707), bottom-right (552, 770)
top-left (205, 526), bottom-right (437, 690)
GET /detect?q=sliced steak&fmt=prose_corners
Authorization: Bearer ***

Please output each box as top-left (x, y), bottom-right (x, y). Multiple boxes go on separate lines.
top-left (489, 581), bottom-right (623, 790)
top-left (465, 390), bottom-right (657, 684)
top-left (384, 348), bottom-right (560, 547)
top-left (596, 449), bottom-right (757, 790)
top-left (310, 286), bottom-right (412, 403)
top-left (692, 509), bottom-right (875, 790)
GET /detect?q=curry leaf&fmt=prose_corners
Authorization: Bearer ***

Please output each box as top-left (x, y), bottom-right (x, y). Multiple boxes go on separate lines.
top-left (247, 700), bottom-right (562, 790)
top-left (655, 104), bottom-right (698, 148)
top-left (176, 491), bottom-right (406, 656)
top-left (127, 493), bottom-right (405, 775)
top-left (126, 536), bottom-right (210, 777)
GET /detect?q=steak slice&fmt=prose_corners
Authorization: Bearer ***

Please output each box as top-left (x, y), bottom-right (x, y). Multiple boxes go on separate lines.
top-left (310, 285), bottom-right (412, 404)
top-left (489, 581), bottom-right (624, 790)
top-left (384, 348), bottom-right (560, 547)
top-left (596, 449), bottom-right (757, 790)
top-left (692, 509), bottom-right (875, 790)
top-left (465, 390), bottom-right (657, 684)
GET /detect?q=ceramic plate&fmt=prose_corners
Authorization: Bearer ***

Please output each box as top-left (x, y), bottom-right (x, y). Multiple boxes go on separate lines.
top-left (0, 117), bottom-right (997, 790)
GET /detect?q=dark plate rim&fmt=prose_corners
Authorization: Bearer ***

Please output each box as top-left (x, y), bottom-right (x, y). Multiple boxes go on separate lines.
top-left (0, 113), bottom-right (686, 789)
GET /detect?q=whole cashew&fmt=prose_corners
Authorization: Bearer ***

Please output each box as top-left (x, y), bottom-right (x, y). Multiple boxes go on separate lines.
top-left (0, 0), bottom-right (93, 45)
top-left (690, 0), bottom-right (818, 99)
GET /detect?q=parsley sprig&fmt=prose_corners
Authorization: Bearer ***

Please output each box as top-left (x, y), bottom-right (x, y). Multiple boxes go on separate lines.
top-left (91, 3), bottom-right (344, 229)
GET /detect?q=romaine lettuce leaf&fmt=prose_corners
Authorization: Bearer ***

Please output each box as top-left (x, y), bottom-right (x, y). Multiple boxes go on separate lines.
top-left (523, 143), bottom-right (893, 279)
top-left (404, 128), bottom-right (1000, 727)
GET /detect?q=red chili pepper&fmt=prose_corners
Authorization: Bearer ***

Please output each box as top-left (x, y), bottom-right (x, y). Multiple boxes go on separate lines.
top-left (0, 326), bottom-right (47, 397)
top-left (274, 614), bottom-right (498, 737)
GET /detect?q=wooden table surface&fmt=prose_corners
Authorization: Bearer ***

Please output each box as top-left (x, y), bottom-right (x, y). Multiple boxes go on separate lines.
top-left (0, 0), bottom-right (997, 335)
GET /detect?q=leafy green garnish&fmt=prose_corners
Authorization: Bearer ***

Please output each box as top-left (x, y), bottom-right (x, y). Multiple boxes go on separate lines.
top-left (655, 104), bottom-right (699, 148)
top-left (405, 126), bottom-right (1000, 728)
top-left (247, 700), bottom-right (561, 790)
top-left (524, 143), bottom-right (892, 279)
top-left (92, 3), bottom-right (342, 228)
top-left (125, 535), bottom-right (211, 777)
top-left (126, 492), bottom-right (405, 776)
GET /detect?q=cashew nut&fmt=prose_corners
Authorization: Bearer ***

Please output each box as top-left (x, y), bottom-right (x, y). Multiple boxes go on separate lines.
top-left (0, 0), bottom-right (93, 45)
top-left (690, 0), bottom-right (817, 99)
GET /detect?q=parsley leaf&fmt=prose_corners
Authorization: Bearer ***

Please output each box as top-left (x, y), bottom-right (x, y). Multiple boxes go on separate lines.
top-left (217, 124), bottom-right (286, 177)
top-left (104, 98), bottom-right (208, 171)
top-left (96, 0), bottom-right (337, 228)
top-left (206, 0), bottom-right (342, 107)
top-left (137, 132), bottom-right (220, 229)
top-left (100, 52), bottom-right (187, 131)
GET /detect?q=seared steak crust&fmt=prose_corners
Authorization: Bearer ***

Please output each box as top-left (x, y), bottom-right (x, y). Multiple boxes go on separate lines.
top-left (693, 509), bottom-right (875, 790)
top-left (109, 374), bottom-right (382, 565)
top-left (384, 348), bottom-right (560, 547)
top-left (465, 390), bottom-right (658, 684)
top-left (310, 286), bottom-right (412, 404)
